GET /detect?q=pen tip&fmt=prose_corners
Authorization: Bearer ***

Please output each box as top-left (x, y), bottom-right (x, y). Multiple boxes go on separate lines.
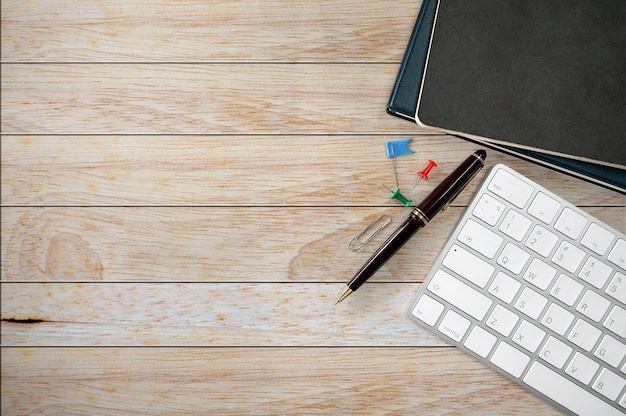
top-left (336, 287), bottom-right (353, 304)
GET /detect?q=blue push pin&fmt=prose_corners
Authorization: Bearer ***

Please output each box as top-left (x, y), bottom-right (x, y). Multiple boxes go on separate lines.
top-left (385, 138), bottom-right (414, 189)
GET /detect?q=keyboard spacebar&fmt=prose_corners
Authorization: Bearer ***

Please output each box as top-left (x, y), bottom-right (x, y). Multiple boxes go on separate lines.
top-left (524, 362), bottom-right (622, 416)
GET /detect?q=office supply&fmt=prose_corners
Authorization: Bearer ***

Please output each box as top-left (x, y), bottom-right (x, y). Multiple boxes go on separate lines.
top-left (408, 164), bottom-right (626, 416)
top-left (386, 138), bottom-right (415, 189)
top-left (383, 185), bottom-right (412, 208)
top-left (336, 150), bottom-right (486, 304)
top-left (387, 0), bottom-right (437, 123)
top-left (416, 0), bottom-right (626, 169)
top-left (387, 0), bottom-right (626, 194)
top-left (349, 215), bottom-right (392, 251)
top-left (385, 138), bottom-right (414, 159)
top-left (410, 159), bottom-right (437, 191)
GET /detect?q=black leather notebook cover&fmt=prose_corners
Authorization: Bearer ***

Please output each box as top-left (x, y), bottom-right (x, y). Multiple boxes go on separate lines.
top-left (417, 0), bottom-right (626, 169)
top-left (388, 0), bottom-right (626, 193)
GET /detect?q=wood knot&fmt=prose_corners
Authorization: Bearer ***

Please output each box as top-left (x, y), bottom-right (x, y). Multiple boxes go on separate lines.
top-left (45, 232), bottom-right (103, 280)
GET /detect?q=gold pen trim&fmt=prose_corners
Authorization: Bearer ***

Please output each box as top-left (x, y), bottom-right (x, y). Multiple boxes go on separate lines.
top-left (411, 208), bottom-right (429, 224)
top-left (472, 151), bottom-right (486, 165)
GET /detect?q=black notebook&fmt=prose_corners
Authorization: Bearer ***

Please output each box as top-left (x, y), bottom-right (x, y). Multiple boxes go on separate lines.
top-left (388, 0), bottom-right (626, 193)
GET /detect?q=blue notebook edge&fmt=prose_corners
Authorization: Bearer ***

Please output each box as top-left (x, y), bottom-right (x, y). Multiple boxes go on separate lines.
top-left (386, 0), bottom-right (436, 123)
top-left (387, 0), bottom-right (626, 195)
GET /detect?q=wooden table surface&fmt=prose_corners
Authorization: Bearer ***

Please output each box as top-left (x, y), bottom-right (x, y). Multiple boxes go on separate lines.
top-left (2, 1), bottom-right (624, 414)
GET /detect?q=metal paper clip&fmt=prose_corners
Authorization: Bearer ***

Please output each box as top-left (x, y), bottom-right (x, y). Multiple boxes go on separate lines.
top-left (349, 214), bottom-right (392, 251)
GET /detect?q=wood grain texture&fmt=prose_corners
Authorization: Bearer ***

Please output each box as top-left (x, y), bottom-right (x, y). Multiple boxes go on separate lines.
top-left (1, 0), bottom-right (418, 63)
top-left (1, 283), bottom-right (444, 346)
top-left (1, 64), bottom-right (433, 135)
top-left (1, 0), bottom-right (624, 414)
top-left (1, 348), bottom-right (560, 415)
top-left (0, 206), bottom-right (459, 282)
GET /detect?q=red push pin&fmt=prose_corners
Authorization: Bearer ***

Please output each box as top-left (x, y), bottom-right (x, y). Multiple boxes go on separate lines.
top-left (410, 160), bottom-right (437, 191)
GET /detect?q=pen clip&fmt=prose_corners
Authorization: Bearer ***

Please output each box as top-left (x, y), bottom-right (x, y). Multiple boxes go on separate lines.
top-left (441, 165), bottom-right (483, 211)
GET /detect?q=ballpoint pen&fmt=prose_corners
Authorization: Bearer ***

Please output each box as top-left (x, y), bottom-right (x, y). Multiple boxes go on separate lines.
top-left (336, 150), bottom-right (486, 304)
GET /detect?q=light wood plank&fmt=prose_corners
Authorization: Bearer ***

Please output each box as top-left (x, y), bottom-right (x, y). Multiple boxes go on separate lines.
top-left (0, 282), bottom-right (446, 346)
top-left (1, 64), bottom-right (430, 135)
top-left (3, 135), bottom-right (623, 206)
top-left (0, 206), bottom-right (452, 282)
top-left (0, 134), bottom-right (464, 206)
top-left (2, 206), bottom-right (623, 282)
top-left (1, 0), bottom-right (420, 62)
top-left (1, 347), bottom-right (560, 415)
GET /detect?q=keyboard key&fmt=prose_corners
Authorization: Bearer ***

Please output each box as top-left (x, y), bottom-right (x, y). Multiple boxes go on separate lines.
top-left (527, 192), bottom-right (560, 224)
top-left (472, 193), bottom-right (505, 226)
top-left (541, 303), bottom-right (575, 336)
top-left (606, 272), bottom-right (626, 304)
top-left (554, 207), bottom-right (587, 240)
top-left (595, 335), bottom-right (626, 368)
top-left (525, 225), bottom-right (558, 257)
top-left (491, 341), bottom-right (530, 378)
top-left (523, 258), bottom-right (556, 290)
top-left (515, 287), bottom-right (547, 320)
top-left (604, 305), bottom-right (626, 338)
top-left (411, 294), bottom-right (444, 326)
top-left (539, 336), bottom-right (572, 369)
top-left (579, 256), bottom-right (613, 289)
top-left (576, 290), bottom-right (610, 322)
top-left (488, 271), bottom-right (521, 303)
top-left (608, 239), bottom-right (626, 270)
top-left (499, 209), bottom-right (532, 241)
top-left (498, 242), bottom-right (530, 275)
top-left (582, 223), bottom-right (615, 256)
top-left (552, 241), bottom-right (586, 273)
top-left (512, 320), bottom-right (546, 353)
top-left (566, 352), bottom-right (600, 385)
top-left (550, 274), bottom-right (584, 307)
top-left (593, 368), bottom-right (626, 401)
top-left (487, 304), bottom-right (519, 337)
top-left (568, 319), bottom-right (602, 352)
top-left (525, 362), bottom-right (624, 416)
top-left (442, 244), bottom-right (494, 288)
top-left (438, 310), bottom-right (470, 342)
top-left (488, 167), bottom-right (534, 208)
top-left (464, 326), bottom-right (497, 358)
top-left (457, 219), bottom-right (503, 259)
top-left (427, 269), bottom-right (493, 320)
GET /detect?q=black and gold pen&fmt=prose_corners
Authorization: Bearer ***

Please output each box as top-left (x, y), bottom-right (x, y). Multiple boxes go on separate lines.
top-left (336, 150), bottom-right (486, 303)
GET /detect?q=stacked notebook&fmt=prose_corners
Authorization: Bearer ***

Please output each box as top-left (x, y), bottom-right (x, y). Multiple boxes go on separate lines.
top-left (388, 0), bottom-right (626, 193)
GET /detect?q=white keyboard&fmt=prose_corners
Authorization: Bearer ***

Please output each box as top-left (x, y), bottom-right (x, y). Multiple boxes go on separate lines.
top-left (408, 164), bottom-right (626, 416)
